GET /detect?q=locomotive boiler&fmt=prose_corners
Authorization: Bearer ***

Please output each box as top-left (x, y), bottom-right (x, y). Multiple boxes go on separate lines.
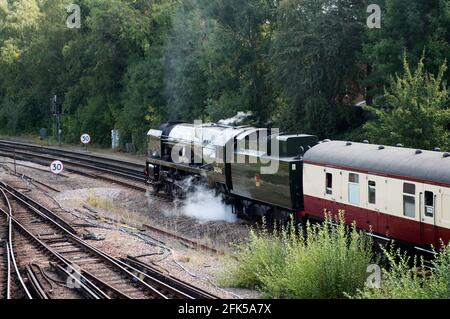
top-left (144, 122), bottom-right (318, 219)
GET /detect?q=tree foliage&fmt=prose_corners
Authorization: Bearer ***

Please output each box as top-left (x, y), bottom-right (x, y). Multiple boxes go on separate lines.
top-left (364, 56), bottom-right (450, 150)
top-left (164, 0), bottom-right (276, 125)
top-left (270, 0), bottom-right (366, 136)
top-left (353, 245), bottom-right (450, 299)
top-left (364, 0), bottom-right (450, 101)
top-left (0, 0), bottom-right (449, 152)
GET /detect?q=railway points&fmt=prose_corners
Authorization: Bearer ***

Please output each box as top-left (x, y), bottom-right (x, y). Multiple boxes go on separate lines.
top-left (0, 180), bottom-right (219, 299)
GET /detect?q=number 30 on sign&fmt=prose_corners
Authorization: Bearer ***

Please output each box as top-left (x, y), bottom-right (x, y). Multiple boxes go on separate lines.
top-left (81, 133), bottom-right (91, 144)
top-left (50, 160), bottom-right (64, 175)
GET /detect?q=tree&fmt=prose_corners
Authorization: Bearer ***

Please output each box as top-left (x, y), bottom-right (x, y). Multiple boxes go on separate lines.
top-left (364, 56), bottom-right (450, 150)
top-left (164, 0), bottom-right (276, 124)
top-left (363, 0), bottom-right (450, 101)
top-left (61, 0), bottom-right (154, 146)
top-left (270, 0), bottom-right (366, 137)
top-left (199, 0), bottom-right (277, 124)
top-left (117, 0), bottom-right (176, 151)
top-left (163, 0), bottom-right (210, 121)
top-left (0, 0), bottom-right (46, 133)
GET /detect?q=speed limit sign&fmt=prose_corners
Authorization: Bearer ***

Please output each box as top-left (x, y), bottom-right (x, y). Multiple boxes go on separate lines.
top-left (81, 133), bottom-right (91, 145)
top-left (50, 160), bottom-right (64, 175)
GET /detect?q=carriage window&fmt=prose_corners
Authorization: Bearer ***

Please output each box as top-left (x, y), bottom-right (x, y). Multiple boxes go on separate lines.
top-left (424, 191), bottom-right (434, 218)
top-left (326, 173), bottom-right (333, 195)
top-left (368, 181), bottom-right (376, 204)
top-left (348, 173), bottom-right (360, 205)
top-left (349, 173), bottom-right (359, 184)
top-left (403, 183), bottom-right (416, 218)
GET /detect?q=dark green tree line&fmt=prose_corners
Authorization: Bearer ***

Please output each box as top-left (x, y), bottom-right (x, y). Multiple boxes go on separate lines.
top-left (0, 0), bottom-right (449, 152)
top-left (270, 0), bottom-right (367, 137)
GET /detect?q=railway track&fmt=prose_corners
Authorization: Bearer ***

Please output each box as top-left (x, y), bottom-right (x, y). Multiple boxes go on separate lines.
top-left (0, 194), bottom-right (12, 299)
top-left (0, 140), bottom-right (144, 176)
top-left (0, 181), bottom-right (216, 299)
top-left (0, 189), bottom-right (32, 299)
top-left (0, 139), bottom-right (149, 192)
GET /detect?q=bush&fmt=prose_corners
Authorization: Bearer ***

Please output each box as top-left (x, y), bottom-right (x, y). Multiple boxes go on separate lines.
top-left (222, 213), bottom-right (374, 299)
top-left (353, 245), bottom-right (450, 299)
top-left (363, 56), bottom-right (450, 150)
top-left (220, 221), bottom-right (287, 289)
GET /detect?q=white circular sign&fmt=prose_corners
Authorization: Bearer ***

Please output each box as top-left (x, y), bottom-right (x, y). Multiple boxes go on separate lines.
top-left (50, 160), bottom-right (64, 175)
top-left (81, 133), bottom-right (91, 144)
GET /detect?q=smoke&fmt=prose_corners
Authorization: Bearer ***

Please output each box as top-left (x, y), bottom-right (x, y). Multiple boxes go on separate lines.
top-left (146, 177), bottom-right (237, 224)
top-left (218, 111), bottom-right (253, 126)
top-left (177, 185), bottom-right (236, 223)
top-left (163, 1), bottom-right (215, 121)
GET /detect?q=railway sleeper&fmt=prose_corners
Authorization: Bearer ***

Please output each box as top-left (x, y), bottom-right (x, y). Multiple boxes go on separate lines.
top-left (53, 247), bottom-right (84, 254)
top-left (50, 263), bottom-right (106, 299)
top-left (80, 270), bottom-right (134, 299)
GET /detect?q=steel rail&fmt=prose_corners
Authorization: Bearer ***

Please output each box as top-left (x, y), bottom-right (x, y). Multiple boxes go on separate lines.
top-left (0, 163), bottom-right (60, 193)
top-left (0, 147), bottom-right (144, 182)
top-left (0, 148), bottom-right (149, 193)
top-left (142, 223), bottom-right (228, 256)
top-left (0, 161), bottom-right (70, 176)
top-left (0, 140), bottom-right (144, 170)
top-left (122, 257), bottom-right (218, 299)
top-left (0, 208), bottom-right (104, 299)
top-left (0, 189), bottom-right (33, 299)
top-left (0, 182), bottom-right (195, 299)
top-left (0, 182), bottom-right (77, 234)
top-left (114, 258), bottom-right (194, 299)
top-left (0, 141), bottom-right (144, 178)
top-left (1, 189), bottom-right (12, 299)
top-left (25, 265), bottom-right (49, 299)
top-left (0, 143), bottom-right (217, 299)
top-left (0, 184), bottom-right (164, 299)
top-left (5, 242), bottom-right (11, 299)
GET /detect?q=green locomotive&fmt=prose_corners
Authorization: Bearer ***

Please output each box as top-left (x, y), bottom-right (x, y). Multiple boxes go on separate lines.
top-left (145, 122), bottom-right (318, 219)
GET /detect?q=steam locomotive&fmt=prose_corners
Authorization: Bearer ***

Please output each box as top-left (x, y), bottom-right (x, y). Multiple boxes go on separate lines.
top-left (145, 122), bottom-right (450, 248)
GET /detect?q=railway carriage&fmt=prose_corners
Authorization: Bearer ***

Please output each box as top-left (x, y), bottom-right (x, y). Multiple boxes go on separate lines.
top-left (302, 141), bottom-right (450, 248)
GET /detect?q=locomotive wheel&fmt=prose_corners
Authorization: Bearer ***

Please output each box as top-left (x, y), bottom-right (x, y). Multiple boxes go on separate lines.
top-left (163, 182), bottom-right (173, 196)
top-left (172, 184), bottom-right (186, 199)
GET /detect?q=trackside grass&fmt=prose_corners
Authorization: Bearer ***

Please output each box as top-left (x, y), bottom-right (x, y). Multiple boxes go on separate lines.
top-left (221, 212), bottom-right (374, 299)
top-left (352, 245), bottom-right (450, 299)
top-left (220, 221), bottom-right (287, 290)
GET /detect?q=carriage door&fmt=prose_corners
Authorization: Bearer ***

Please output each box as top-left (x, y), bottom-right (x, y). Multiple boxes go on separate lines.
top-left (420, 188), bottom-right (437, 246)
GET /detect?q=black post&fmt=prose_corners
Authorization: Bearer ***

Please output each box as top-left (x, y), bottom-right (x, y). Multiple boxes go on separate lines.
top-left (51, 94), bottom-right (62, 147)
top-left (13, 151), bottom-right (16, 174)
top-left (57, 112), bottom-right (61, 147)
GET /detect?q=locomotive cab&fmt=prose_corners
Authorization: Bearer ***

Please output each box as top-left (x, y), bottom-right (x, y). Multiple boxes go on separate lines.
top-left (230, 133), bottom-right (318, 220)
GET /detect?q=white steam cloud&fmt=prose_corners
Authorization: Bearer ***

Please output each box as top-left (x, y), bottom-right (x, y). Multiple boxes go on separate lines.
top-left (178, 185), bottom-right (236, 223)
top-left (146, 178), bottom-right (237, 224)
top-left (218, 111), bottom-right (252, 126)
